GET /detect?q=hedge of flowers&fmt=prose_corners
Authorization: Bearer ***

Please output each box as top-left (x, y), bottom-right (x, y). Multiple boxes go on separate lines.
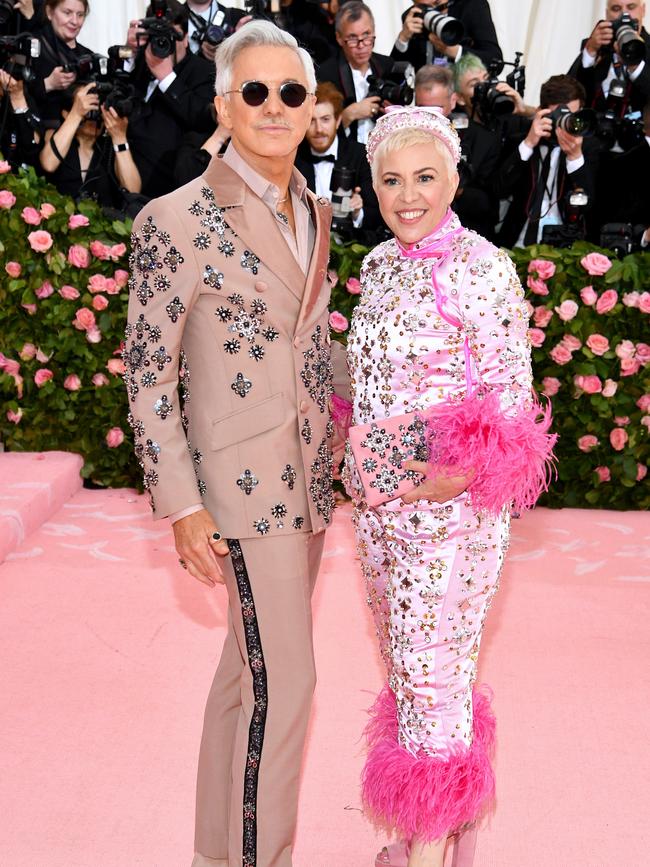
top-left (0, 166), bottom-right (648, 507)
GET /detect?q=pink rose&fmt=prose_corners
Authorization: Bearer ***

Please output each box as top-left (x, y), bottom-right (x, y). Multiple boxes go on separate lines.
top-left (0, 190), bottom-right (16, 209)
top-left (346, 277), bottom-right (361, 295)
top-left (86, 326), bottom-right (102, 344)
top-left (105, 427), bottom-right (125, 448)
top-left (620, 358), bottom-right (641, 377)
top-left (68, 244), bottom-right (91, 269)
top-left (640, 293), bottom-right (650, 314)
top-left (0, 160), bottom-right (11, 174)
top-left (21, 206), bottom-right (42, 226)
top-left (5, 261), bottom-right (21, 277)
top-left (595, 289), bottom-right (618, 314)
top-left (595, 466), bottom-right (611, 483)
top-left (614, 416), bottom-right (630, 426)
top-left (28, 230), bottom-right (53, 252)
top-left (34, 368), bottom-right (53, 388)
top-left (581, 375), bottom-right (602, 394)
top-left (578, 435), bottom-right (599, 452)
top-left (602, 379), bottom-right (618, 397)
top-left (637, 464), bottom-right (648, 482)
top-left (637, 394), bottom-right (650, 412)
top-left (104, 278), bottom-right (118, 295)
top-left (623, 292), bottom-right (640, 308)
top-left (7, 408), bottom-right (22, 424)
top-left (92, 294), bottom-right (109, 311)
top-left (615, 340), bottom-right (636, 360)
top-left (549, 344), bottom-right (572, 365)
top-left (21, 303), bottom-right (37, 315)
top-left (35, 280), bottom-right (54, 299)
top-left (90, 240), bottom-right (111, 260)
top-left (529, 328), bottom-right (546, 347)
top-left (541, 376), bottom-right (561, 396)
top-left (555, 299), bottom-right (579, 322)
top-left (40, 202), bottom-right (56, 219)
top-left (528, 258), bottom-right (556, 280)
top-left (586, 334), bottom-right (609, 356)
top-left (87, 273), bottom-right (107, 293)
top-left (642, 416), bottom-right (650, 432)
top-left (109, 243), bottom-right (126, 260)
top-left (68, 213), bottom-right (90, 229)
top-left (561, 335), bottom-right (582, 352)
top-left (35, 348), bottom-right (51, 364)
top-left (72, 307), bottom-right (96, 331)
top-left (527, 276), bottom-right (548, 296)
top-left (114, 269), bottom-right (129, 289)
top-left (106, 358), bottom-right (126, 376)
top-left (581, 252), bottom-right (612, 276)
top-left (609, 428), bottom-right (628, 451)
top-left (580, 285), bottom-right (598, 306)
top-left (20, 343), bottom-right (36, 360)
top-left (635, 343), bottom-right (650, 365)
top-left (92, 373), bottom-right (109, 387)
top-left (533, 307), bottom-right (553, 327)
top-left (59, 285), bottom-right (80, 301)
top-left (329, 311), bottom-right (349, 333)
top-left (524, 299), bottom-right (534, 318)
top-left (0, 356), bottom-right (20, 377)
top-left (63, 374), bottom-right (81, 391)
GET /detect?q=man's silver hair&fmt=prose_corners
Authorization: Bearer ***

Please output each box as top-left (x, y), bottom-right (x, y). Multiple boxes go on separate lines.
top-left (214, 20), bottom-right (316, 96)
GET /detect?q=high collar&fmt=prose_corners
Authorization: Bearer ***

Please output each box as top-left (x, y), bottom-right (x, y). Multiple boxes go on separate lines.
top-left (395, 208), bottom-right (462, 256)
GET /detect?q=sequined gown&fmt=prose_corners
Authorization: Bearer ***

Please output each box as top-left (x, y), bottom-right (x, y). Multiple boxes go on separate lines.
top-left (344, 210), bottom-right (533, 841)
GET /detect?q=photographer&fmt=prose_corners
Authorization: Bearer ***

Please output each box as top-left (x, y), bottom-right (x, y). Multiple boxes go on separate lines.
top-left (0, 68), bottom-right (42, 167)
top-left (317, 1), bottom-right (391, 144)
top-left (495, 75), bottom-right (599, 248)
top-left (453, 52), bottom-right (535, 130)
top-left (415, 63), bottom-right (500, 238)
top-left (39, 81), bottom-right (141, 206)
top-left (0, 1), bottom-right (45, 35)
top-left (569, 0), bottom-right (650, 112)
top-left (125, 0), bottom-right (215, 197)
top-left (294, 80), bottom-right (382, 238)
top-left (183, 0), bottom-right (246, 63)
top-left (392, 0), bottom-right (502, 70)
top-left (271, 0), bottom-right (338, 65)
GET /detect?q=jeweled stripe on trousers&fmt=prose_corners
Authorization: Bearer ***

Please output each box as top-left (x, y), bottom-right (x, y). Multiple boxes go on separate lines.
top-left (228, 540), bottom-right (268, 867)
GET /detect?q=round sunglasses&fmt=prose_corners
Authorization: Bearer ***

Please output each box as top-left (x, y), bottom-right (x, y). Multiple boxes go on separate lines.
top-left (225, 80), bottom-right (312, 108)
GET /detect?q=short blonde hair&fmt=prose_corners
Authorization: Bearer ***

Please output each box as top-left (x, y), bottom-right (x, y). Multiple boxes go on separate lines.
top-left (370, 128), bottom-right (456, 184)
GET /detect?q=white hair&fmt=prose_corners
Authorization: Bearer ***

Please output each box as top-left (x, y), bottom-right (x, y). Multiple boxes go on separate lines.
top-left (214, 20), bottom-right (316, 96)
top-left (370, 128), bottom-right (456, 185)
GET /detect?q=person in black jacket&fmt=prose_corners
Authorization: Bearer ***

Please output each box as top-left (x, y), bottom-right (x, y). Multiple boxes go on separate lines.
top-left (316, 1), bottom-right (391, 144)
top-left (294, 80), bottom-right (383, 239)
top-left (568, 0), bottom-right (650, 113)
top-left (125, 0), bottom-right (216, 198)
top-left (495, 74), bottom-right (599, 249)
top-left (0, 0), bottom-right (45, 35)
top-left (0, 69), bottom-right (42, 168)
top-left (183, 0), bottom-right (247, 63)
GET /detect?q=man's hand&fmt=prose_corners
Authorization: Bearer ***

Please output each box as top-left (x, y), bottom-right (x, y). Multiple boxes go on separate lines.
top-left (401, 461), bottom-right (473, 505)
top-left (643, 226), bottom-right (650, 245)
top-left (145, 44), bottom-right (175, 81)
top-left (173, 508), bottom-right (230, 587)
top-left (399, 6), bottom-right (424, 43)
top-left (201, 40), bottom-right (217, 62)
top-left (556, 127), bottom-right (583, 161)
top-left (585, 19), bottom-right (613, 58)
top-left (524, 108), bottom-right (552, 149)
top-left (428, 31), bottom-right (460, 60)
top-left (350, 186), bottom-right (363, 218)
top-left (342, 95), bottom-right (381, 127)
top-left (127, 18), bottom-right (146, 50)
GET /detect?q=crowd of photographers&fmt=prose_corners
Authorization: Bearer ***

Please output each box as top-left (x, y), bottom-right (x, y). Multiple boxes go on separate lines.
top-left (1, 0), bottom-right (649, 252)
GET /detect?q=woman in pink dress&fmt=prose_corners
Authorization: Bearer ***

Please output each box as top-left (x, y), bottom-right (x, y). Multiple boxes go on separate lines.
top-left (343, 107), bottom-right (555, 867)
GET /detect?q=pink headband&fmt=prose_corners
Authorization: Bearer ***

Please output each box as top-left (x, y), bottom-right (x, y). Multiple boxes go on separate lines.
top-left (366, 106), bottom-right (461, 167)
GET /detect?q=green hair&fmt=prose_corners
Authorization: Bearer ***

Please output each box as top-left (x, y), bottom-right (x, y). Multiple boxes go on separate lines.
top-left (453, 53), bottom-right (487, 93)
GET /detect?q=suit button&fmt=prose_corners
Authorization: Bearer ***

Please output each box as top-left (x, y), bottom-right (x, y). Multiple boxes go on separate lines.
top-left (299, 400), bottom-right (309, 414)
top-left (293, 336), bottom-right (301, 348)
top-left (254, 281), bottom-right (268, 292)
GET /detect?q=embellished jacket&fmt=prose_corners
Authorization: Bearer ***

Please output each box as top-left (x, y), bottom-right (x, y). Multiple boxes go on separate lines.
top-left (124, 156), bottom-right (342, 538)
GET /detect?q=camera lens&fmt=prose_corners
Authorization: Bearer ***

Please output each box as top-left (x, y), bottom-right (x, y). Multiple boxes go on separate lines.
top-left (421, 10), bottom-right (464, 46)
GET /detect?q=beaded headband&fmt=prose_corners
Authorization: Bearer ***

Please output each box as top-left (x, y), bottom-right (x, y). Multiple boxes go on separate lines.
top-left (366, 106), bottom-right (461, 167)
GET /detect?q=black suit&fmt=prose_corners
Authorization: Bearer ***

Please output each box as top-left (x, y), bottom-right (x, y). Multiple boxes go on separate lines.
top-left (594, 138), bottom-right (650, 233)
top-left (294, 133), bottom-right (383, 236)
top-left (453, 118), bottom-right (501, 239)
top-left (317, 51), bottom-right (392, 143)
top-left (279, 0), bottom-right (337, 65)
top-left (391, 0), bottom-right (502, 70)
top-left (568, 29), bottom-right (650, 113)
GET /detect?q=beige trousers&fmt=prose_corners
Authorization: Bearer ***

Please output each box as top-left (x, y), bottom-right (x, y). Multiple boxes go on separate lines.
top-left (194, 532), bottom-right (325, 867)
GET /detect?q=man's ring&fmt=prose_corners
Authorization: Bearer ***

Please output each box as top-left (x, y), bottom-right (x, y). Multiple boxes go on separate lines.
top-left (211, 532), bottom-right (222, 542)
top-left (179, 558), bottom-right (187, 569)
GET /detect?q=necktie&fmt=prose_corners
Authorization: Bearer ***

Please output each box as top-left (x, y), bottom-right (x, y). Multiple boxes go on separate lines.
top-left (524, 146), bottom-right (552, 246)
top-left (311, 154), bottom-right (336, 163)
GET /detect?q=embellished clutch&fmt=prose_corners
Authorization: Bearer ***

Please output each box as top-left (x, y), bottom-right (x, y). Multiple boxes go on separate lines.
top-left (348, 412), bottom-right (428, 506)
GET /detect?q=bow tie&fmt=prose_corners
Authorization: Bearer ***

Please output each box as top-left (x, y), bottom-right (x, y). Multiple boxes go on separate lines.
top-left (311, 153), bottom-right (336, 163)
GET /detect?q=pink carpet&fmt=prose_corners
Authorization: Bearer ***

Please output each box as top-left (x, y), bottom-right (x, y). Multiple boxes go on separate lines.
top-left (0, 482), bottom-right (648, 866)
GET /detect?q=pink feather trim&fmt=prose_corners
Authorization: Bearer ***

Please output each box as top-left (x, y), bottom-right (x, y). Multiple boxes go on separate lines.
top-left (426, 389), bottom-right (557, 516)
top-left (362, 685), bottom-right (496, 843)
top-left (330, 393), bottom-right (353, 439)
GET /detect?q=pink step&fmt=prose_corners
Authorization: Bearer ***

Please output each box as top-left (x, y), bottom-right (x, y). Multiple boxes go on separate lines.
top-left (0, 451), bottom-right (83, 563)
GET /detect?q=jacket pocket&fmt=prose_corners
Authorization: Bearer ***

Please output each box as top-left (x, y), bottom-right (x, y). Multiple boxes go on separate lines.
top-left (211, 392), bottom-right (288, 451)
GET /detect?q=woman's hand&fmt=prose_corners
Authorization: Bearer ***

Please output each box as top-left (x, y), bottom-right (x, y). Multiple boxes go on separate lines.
top-left (101, 105), bottom-right (128, 142)
top-left (401, 461), bottom-right (473, 505)
top-left (70, 82), bottom-right (99, 121)
top-left (44, 66), bottom-right (77, 93)
top-left (13, 0), bottom-right (35, 19)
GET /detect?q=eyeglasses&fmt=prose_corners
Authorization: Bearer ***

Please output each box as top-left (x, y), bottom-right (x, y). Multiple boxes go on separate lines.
top-left (225, 80), bottom-right (312, 108)
top-left (342, 32), bottom-right (376, 48)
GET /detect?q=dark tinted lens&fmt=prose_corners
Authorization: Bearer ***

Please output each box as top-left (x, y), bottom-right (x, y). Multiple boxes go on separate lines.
top-left (280, 82), bottom-right (307, 107)
top-left (241, 81), bottom-right (269, 106)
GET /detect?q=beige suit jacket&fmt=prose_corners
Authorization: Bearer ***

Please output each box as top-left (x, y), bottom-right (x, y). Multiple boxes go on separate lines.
top-left (124, 155), bottom-right (342, 538)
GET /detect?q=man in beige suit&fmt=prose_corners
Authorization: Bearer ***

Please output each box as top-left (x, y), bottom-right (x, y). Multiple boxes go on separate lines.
top-left (124, 20), bottom-right (347, 867)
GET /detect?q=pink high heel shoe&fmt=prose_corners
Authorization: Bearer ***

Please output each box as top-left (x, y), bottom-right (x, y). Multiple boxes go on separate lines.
top-left (374, 841), bottom-right (409, 867)
top-left (373, 825), bottom-right (477, 867)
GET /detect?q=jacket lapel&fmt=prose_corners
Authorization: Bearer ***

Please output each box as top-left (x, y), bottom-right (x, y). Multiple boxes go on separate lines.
top-left (295, 192), bottom-right (331, 334)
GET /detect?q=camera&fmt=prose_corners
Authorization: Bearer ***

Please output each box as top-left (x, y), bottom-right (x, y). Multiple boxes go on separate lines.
top-left (192, 9), bottom-right (236, 48)
top-left (0, 34), bottom-right (41, 83)
top-left (136, 1), bottom-right (184, 59)
top-left (330, 166), bottom-right (354, 238)
top-left (367, 61), bottom-right (415, 107)
top-left (548, 104), bottom-right (596, 138)
top-left (600, 222), bottom-right (634, 256)
top-left (414, 5), bottom-right (464, 46)
top-left (540, 188), bottom-right (589, 247)
top-left (595, 79), bottom-right (645, 152)
top-left (610, 12), bottom-right (645, 66)
top-left (69, 50), bottom-right (137, 119)
top-left (472, 55), bottom-right (527, 127)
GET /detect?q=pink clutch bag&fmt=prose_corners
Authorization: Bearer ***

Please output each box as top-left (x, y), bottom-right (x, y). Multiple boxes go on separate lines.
top-left (348, 412), bottom-right (428, 506)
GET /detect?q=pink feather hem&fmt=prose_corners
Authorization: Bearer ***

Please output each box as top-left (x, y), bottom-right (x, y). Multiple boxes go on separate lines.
top-left (331, 393), bottom-right (353, 439)
top-left (426, 389), bottom-right (557, 516)
top-left (362, 685), bottom-right (496, 843)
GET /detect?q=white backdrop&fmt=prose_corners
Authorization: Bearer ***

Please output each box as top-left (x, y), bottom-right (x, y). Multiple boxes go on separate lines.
top-left (82, 1), bottom-right (649, 108)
